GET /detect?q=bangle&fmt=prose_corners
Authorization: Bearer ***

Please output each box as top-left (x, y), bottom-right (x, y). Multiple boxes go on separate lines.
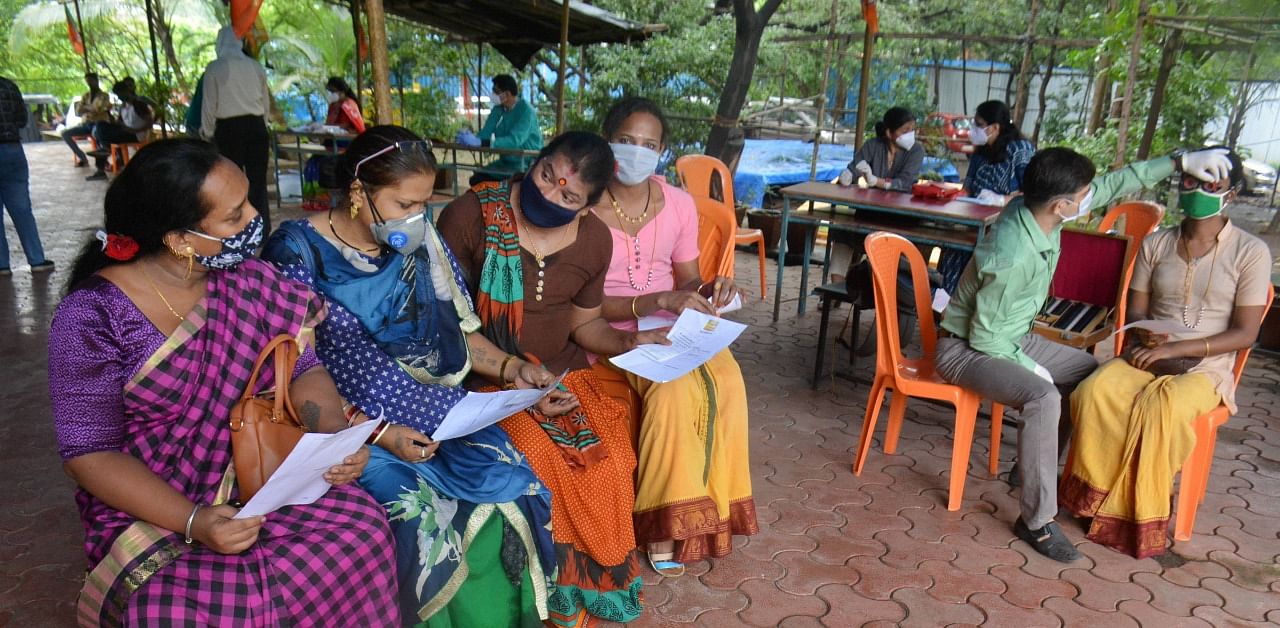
top-left (368, 422), bottom-right (391, 447)
top-left (342, 402), bottom-right (359, 427)
top-left (631, 296), bottom-right (641, 319)
top-left (500, 355), bottom-right (517, 385)
top-left (1203, 338), bottom-right (1212, 356)
top-left (184, 504), bottom-right (201, 545)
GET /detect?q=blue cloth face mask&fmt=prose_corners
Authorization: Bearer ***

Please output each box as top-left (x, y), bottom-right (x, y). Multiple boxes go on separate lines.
top-left (186, 214), bottom-right (264, 270)
top-left (519, 174), bottom-right (580, 228)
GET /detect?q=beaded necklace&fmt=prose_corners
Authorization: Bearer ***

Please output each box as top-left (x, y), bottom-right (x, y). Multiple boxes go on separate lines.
top-left (1177, 231), bottom-right (1219, 329)
top-left (608, 183), bottom-right (660, 291)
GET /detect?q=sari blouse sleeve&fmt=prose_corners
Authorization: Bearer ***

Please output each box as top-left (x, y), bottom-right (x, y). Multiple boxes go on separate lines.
top-left (48, 285), bottom-right (128, 461)
top-left (571, 214), bottom-right (612, 309)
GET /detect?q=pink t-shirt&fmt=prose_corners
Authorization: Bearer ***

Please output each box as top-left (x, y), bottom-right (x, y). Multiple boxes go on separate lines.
top-left (598, 176), bottom-right (701, 332)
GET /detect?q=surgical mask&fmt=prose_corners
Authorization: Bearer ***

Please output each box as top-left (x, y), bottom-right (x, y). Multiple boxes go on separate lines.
top-left (969, 125), bottom-right (988, 146)
top-left (519, 175), bottom-right (579, 228)
top-left (1179, 188), bottom-right (1228, 220)
top-left (1062, 188), bottom-right (1094, 221)
top-left (894, 131), bottom-right (916, 151)
top-left (325, 91), bottom-right (340, 104)
top-left (610, 143), bottom-right (659, 186)
top-left (186, 214), bottom-right (264, 270)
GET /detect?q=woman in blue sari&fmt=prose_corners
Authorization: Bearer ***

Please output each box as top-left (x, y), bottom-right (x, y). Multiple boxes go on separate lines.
top-left (263, 126), bottom-right (563, 626)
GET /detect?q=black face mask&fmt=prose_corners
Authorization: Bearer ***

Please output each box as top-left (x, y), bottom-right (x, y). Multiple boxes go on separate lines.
top-left (519, 175), bottom-right (579, 228)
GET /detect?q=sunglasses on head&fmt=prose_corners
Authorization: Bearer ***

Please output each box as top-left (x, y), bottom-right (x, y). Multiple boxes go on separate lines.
top-left (353, 139), bottom-right (434, 182)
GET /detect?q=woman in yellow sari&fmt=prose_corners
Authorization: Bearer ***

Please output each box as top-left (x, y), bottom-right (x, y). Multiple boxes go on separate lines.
top-left (1062, 149), bottom-right (1271, 558)
top-left (593, 97), bottom-right (758, 575)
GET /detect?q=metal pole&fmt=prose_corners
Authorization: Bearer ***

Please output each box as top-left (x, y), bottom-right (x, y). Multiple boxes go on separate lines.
top-left (72, 0), bottom-right (90, 75)
top-left (143, 0), bottom-right (167, 137)
top-left (1113, 0), bottom-right (1147, 168)
top-left (555, 0), bottom-right (571, 134)
top-left (809, 0), bottom-right (839, 180)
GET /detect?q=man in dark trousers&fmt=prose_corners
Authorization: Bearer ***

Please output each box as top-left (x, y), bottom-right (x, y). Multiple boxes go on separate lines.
top-left (201, 25), bottom-right (272, 233)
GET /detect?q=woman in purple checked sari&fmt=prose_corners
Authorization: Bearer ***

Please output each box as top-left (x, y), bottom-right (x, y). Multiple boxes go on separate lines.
top-left (48, 139), bottom-right (398, 626)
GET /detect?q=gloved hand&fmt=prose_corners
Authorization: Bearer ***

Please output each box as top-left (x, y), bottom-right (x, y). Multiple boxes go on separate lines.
top-left (854, 160), bottom-right (873, 177)
top-left (976, 189), bottom-right (1006, 206)
top-left (837, 168), bottom-right (854, 186)
top-left (1032, 363), bottom-right (1054, 384)
top-left (1180, 148), bottom-right (1231, 182)
top-left (863, 172), bottom-right (880, 187)
top-left (455, 129), bottom-right (481, 148)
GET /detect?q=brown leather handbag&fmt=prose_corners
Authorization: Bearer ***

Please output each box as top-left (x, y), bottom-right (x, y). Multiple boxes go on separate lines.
top-left (229, 334), bottom-right (310, 501)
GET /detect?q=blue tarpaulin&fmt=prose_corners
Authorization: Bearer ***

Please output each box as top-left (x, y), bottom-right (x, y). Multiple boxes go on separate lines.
top-left (732, 139), bottom-right (959, 208)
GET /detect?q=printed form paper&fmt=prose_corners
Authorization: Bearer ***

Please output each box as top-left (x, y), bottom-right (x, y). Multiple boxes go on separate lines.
top-left (431, 370), bottom-right (568, 441)
top-left (235, 419), bottom-right (382, 518)
top-left (611, 309), bottom-right (747, 383)
top-left (1109, 319), bottom-right (1196, 339)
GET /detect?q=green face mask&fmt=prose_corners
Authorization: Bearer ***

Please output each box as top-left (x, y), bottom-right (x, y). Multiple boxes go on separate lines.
top-left (1178, 188), bottom-right (1228, 220)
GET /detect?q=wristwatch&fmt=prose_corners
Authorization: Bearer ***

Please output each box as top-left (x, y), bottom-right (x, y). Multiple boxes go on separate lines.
top-left (1170, 149), bottom-right (1186, 173)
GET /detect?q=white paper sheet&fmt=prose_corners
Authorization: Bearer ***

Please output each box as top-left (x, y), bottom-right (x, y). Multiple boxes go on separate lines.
top-left (1109, 319), bottom-right (1196, 339)
top-left (636, 294), bottom-right (743, 332)
top-left (931, 288), bottom-right (951, 313)
top-left (610, 309), bottom-right (748, 383)
top-left (235, 419), bottom-right (382, 518)
top-left (430, 371), bottom-right (567, 441)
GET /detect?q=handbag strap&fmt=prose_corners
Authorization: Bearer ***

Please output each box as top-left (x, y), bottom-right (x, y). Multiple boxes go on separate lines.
top-left (238, 334), bottom-right (305, 430)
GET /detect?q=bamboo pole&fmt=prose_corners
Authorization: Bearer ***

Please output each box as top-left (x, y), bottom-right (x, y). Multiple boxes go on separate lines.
top-left (350, 0), bottom-right (364, 104)
top-left (808, 0), bottom-right (839, 180)
top-left (775, 32), bottom-right (1098, 48)
top-left (1113, 0), bottom-right (1147, 168)
top-left (143, 0), bottom-right (167, 137)
top-left (854, 9), bottom-right (875, 148)
top-left (555, 0), bottom-right (571, 135)
top-left (1012, 0), bottom-right (1041, 127)
top-left (72, 0), bottom-right (90, 75)
top-left (365, 0), bottom-right (393, 124)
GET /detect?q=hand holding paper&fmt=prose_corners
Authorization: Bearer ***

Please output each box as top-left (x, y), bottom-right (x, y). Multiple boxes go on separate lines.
top-left (611, 308), bottom-right (747, 383)
top-left (430, 370), bottom-right (568, 441)
top-left (235, 419), bottom-right (382, 518)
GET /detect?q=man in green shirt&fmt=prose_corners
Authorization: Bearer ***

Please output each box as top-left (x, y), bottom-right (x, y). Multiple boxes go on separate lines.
top-left (935, 146), bottom-right (1233, 562)
top-left (469, 74), bottom-right (543, 186)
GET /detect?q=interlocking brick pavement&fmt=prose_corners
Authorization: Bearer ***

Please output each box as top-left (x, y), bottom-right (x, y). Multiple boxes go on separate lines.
top-left (4, 142), bottom-right (1279, 626)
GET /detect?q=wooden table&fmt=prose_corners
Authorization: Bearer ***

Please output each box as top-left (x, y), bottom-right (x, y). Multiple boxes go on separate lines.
top-left (271, 130), bottom-right (357, 209)
top-left (772, 181), bottom-right (1003, 321)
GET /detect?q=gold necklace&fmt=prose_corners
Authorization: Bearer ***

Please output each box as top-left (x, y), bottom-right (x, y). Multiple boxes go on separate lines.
top-left (140, 264), bottom-right (185, 322)
top-left (1177, 233), bottom-right (1219, 329)
top-left (515, 211), bottom-right (570, 302)
top-left (607, 183), bottom-right (650, 226)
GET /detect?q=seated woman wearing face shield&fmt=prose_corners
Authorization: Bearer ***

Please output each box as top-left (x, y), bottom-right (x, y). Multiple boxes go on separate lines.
top-left (1061, 148), bottom-right (1272, 559)
top-left (263, 126), bottom-right (558, 626)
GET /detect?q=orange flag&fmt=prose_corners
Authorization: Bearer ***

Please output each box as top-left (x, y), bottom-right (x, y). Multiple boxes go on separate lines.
top-left (861, 0), bottom-right (879, 35)
top-left (64, 5), bottom-right (85, 56)
top-left (230, 0), bottom-right (264, 38)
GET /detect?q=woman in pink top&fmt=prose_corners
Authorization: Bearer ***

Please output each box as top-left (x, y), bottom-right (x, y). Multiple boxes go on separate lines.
top-left (593, 97), bottom-right (758, 576)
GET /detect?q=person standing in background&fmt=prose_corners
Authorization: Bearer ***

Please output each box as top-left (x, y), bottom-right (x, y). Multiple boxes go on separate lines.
top-left (201, 25), bottom-right (272, 233)
top-left (0, 75), bottom-right (53, 275)
top-left (60, 72), bottom-right (111, 168)
top-left (469, 74), bottom-right (542, 186)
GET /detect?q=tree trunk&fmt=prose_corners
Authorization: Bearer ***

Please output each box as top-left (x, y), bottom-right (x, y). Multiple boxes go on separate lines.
top-left (350, 0), bottom-right (364, 101)
top-left (1138, 1), bottom-right (1186, 159)
top-left (1011, 0), bottom-right (1041, 127)
top-left (1087, 0), bottom-right (1119, 135)
top-left (1226, 47), bottom-right (1257, 151)
top-left (705, 0), bottom-right (784, 168)
top-left (365, 0), bottom-right (393, 124)
top-left (1031, 0), bottom-right (1068, 144)
top-left (1113, 0), bottom-right (1148, 168)
top-left (152, 0), bottom-right (185, 89)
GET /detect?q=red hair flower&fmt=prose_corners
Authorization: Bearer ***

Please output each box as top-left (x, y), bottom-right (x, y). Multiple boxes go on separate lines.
top-left (96, 230), bottom-right (139, 261)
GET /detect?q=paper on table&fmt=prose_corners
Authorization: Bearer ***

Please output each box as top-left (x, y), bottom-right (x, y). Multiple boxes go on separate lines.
top-left (430, 370), bottom-right (568, 441)
top-left (235, 419), bottom-right (382, 519)
top-left (610, 309), bottom-right (747, 383)
top-left (1109, 319), bottom-right (1196, 339)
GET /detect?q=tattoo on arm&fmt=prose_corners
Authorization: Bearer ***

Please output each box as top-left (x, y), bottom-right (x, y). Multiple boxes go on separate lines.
top-left (300, 400), bottom-right (322, 432)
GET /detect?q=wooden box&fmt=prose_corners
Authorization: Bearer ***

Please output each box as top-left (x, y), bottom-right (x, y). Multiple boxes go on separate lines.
top-left (1032, 228), bottom-right (1133, 349)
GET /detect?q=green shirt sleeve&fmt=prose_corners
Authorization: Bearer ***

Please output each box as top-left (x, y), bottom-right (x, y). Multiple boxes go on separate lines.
top-left (478, 105), bottom-right (501, 140)
top-left (1090, 156), bottom-right (1176, 208)
top-left (492, 101), bottom-right (538, 151)
top-left (968, 261), bottom-right (1039, 372)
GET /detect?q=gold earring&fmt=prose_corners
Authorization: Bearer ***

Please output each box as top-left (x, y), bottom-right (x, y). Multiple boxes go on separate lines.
top-left (349, 184), bottom-right (363, 219)
top-left (183, 246), bottom-right (194, 280)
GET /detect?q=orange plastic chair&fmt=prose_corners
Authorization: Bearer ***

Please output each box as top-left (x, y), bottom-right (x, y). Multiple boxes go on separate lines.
top-left (674, 154), bottom-right (768, 299)
top-left (1098, 201), bottom-right (1164, 352)
top-left (1063, 284), bottom-right (1273, 541)
top-left (855, 232), bottom-right (1005, 511)
top-left (70, 134), bottom-right (98, 164)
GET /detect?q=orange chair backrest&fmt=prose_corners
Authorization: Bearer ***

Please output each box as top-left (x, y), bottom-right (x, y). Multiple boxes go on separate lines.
top-left (865, 232), bottom-right (939, 376)
top-left (690, 193), bottom-right (736, 282)
top-left (675, 154), bottom-right (736, 208)
top-left (1229, 284), bottom-right (1275, 387)
top-left (1098, 200), bottom-right (1164, 242)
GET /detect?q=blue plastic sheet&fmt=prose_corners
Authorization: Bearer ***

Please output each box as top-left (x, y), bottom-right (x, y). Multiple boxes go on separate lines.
top-left (731, 139), bottom-right (960, 208)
